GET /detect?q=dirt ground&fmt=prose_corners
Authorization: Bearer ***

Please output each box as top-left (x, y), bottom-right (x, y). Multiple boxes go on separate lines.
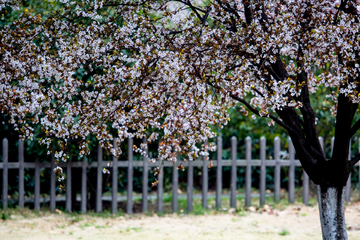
top-left (1, 203), bottom-right (360, 240)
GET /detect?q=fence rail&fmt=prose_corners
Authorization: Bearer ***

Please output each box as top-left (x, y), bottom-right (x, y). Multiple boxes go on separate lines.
top-left (1, 136), bottom-right (360, 213)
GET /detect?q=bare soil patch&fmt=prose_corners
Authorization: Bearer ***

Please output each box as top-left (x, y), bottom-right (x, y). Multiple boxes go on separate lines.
top-left (1, 203), bottom-right (360, 240)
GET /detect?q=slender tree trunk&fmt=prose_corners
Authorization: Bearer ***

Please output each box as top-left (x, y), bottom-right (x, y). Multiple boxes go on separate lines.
top-left (317, 185), bottom-right (347, 240)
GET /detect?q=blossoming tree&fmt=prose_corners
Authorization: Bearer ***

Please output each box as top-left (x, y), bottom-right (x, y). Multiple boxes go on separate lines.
top-left (1, 0), bottom-right (360, 238)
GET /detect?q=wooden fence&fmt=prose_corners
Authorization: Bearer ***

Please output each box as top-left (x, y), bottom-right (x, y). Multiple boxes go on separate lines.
top-left (1, 136), bottom-right (360, 214)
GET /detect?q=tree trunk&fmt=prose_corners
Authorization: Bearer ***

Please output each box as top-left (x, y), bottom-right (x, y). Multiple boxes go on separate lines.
top-left (317, 185), bottom-right (347, 240)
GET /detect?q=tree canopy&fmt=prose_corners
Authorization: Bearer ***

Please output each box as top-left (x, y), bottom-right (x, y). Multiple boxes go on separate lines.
top-left (1, 0), bottom-right (360, 181)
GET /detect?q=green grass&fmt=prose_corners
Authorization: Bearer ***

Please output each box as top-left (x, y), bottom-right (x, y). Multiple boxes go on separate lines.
top-left (251, 220), bottom-right (259, 227)
top-left (56, 224), bottom-right (66, 229)
top-left (70, 215), bottom-right (83, 223)
top-left (95, 225), bottom-right (107, 229)
top-left (126, 227), bottom-right (142, 232)
top-left (82, 222), bottom-right (92, 227)
top-left (175, 198), bottom-right (215, 215)
top-left (0, 207), bottom-right (45, 221)
top-left (278, 229), bottom-right (290, 236)
top-left (119, 227), bottom-right (143, 233)
top-left (1, 212), bottom-right (10, 220)
top-left (237, 209), bottom-right (247, 217)
top-left (0, 187), bottom-right (329, 220)
top-left (86, 209), bottom-right (123, 218)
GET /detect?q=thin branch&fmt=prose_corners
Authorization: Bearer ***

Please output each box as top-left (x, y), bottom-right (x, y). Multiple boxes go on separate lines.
top-left (265, 66), bottom-right (283, 82)
top-left (173, 0), bottom-right (203, 21)
top-left (172, 0), bottom-right (207, 13)
top-left (199, 8), bottom-right (210, 37)
top-left (350, 118), bottom-right (360, 138)
top-left (349, 152), bottom-right (360, 167)
top-left (205, 80), bottom-right (294, 133)
top-left (332, 0), bottom-right (345, 24)
top-left (214, 0), bottom-right (241, 19)
top-left (243, 0), bottom-right (253, 25)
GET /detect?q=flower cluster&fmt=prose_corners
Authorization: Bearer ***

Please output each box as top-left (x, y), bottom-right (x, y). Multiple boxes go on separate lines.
top-left (1, 0), bottom-right (360, 181)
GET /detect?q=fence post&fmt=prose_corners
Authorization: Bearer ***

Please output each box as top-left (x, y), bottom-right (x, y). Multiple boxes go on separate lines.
top-left (303, 171), bottom-right (309, 206)
top-left (18, 139), bottom-right (24, 208)
top-left (172, 157), bottom-right (178, 213)
top-left (112, 138), bottom-right (118, 214)
top-left (96, 144), bottom-right (102, 213)
top-left (66, 160), bottom-right (72, 212)
top-left (303, 132), bottom-right (311, 206)
top-left (187, 160), bottom-right (193, 213)
top-left (245, 137), bottom-right (252, 207)
top-left (346, 173), bottom-right (351, 202)
top-left (2, 138), bottom-right (8, 209)
top-left (288, 137), bottom-right (295, 204)
top-left (274, 137), bottom-right (280, 203)
top-left (81, 156), bottom-right (87, 213)
top-left (157, 163), bottom-right (164, 214)
top-left (345, 140), bottom-right (351, 202)
top-left (202, 140), bottom-right (208, 209)
top-left (142, 138), bottom-right (149, 214)
top-left (230, 136), bottom-right (237, 208)
top-left (34, 157), bottom-right (40, 211)
top-left (216, 136), bottom-right (222, 210)
top-left (127, 138), bottom-right (133, 214)
top-left (260, 136), bottom-right (266, 206)
top-left (50, 147), bottom-right (56, 211)
top-left (318, 137), bottom-right (324, 152)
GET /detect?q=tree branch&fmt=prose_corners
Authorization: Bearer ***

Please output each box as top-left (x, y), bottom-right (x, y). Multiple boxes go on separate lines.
top-left (232, 95), bottom-right (294, 132)
top-left (199, 8), bottom-right (210, 37)
top-left (332, 91), bottom-right (355, 163)
top-left (205, 80), bottom-right (296, 133)
top-left (349, 152), bottom-right (360, 167)
top-left (350, 118), bottom-right (360, 138)
top-left (243, 0), bottom-right (253, 25)
top-left (173, 0), bottom-right (204, 21)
